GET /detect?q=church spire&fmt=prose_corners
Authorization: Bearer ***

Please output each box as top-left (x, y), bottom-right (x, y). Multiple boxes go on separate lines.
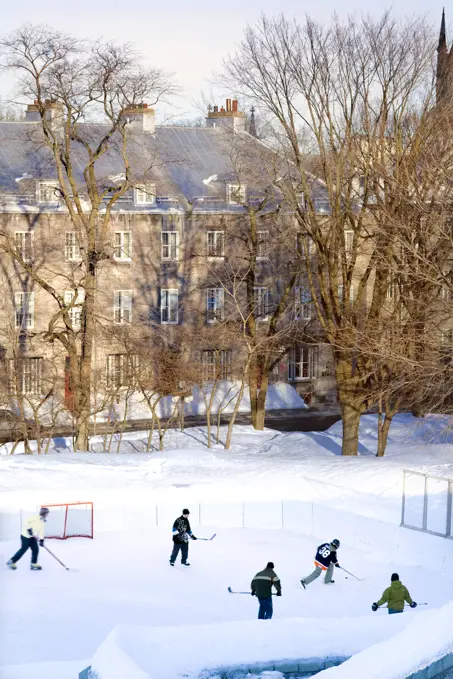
top-left (249, 106), bottom-right (257, 138)
top-left (438, 8), bottom-right (447, 52)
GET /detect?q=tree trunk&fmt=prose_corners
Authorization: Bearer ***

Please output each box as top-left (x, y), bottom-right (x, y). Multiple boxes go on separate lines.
top-left (74, 261), bottom-right (96, 451)
top-left (225, 378), bottom-right (246, 449)
top-left (254, 370), bottom-right (269, 431)
top-left (340, 402), bottom-right (361, 456)
top-left (377, 415), bottom-right (392, 457)
top-left (249, 365), bottom-right (259, 428)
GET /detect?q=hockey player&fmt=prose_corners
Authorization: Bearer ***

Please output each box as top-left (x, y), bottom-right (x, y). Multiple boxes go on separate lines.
top-left (372, 573), bottom-right (417, 614)
top-left (169, 508), bottom-right (197, 567)
top-left (251, 562), bottom-right (282, 620)
top-left (301, 539), bottom-right (341, 588)
top-left (7, 507), bottom-right (49, 570)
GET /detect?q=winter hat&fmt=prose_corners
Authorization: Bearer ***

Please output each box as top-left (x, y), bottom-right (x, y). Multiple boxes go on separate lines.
top-left (267, 562), bottom-right (275, 569)
top-left (182, 508), bottom-right (190, 515)
top-left (391, 573), bottom-right (399, 582)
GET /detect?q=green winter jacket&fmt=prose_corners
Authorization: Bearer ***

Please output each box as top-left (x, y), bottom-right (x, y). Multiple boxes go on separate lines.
top-left (251, 567), bottom-right (282, 598)
top-left (377, 580), bottom-right (413, 611)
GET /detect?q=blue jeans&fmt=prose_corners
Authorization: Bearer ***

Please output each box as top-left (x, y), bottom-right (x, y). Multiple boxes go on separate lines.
top-left (258, 597), bottom-right (273, 619)
top-left (388, 608), bottom-right (403, 615)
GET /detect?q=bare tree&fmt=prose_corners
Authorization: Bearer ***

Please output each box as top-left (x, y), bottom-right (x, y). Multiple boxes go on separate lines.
top-left (0, 25), bottom-right (174, 450)
top-left (223, 12), bottom-right (453, 454)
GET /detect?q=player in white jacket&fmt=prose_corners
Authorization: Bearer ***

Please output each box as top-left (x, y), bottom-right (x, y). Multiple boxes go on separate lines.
top-left (7, 507), bottom-right (49, 570)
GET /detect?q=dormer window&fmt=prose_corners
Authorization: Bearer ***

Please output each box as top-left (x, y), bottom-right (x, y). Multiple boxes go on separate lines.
top-left (227, 183), bottom-right (246, 205)
top-left (37, 181), bottom-right (60, 204)
top-left (135, 183), bottom-right (156, 205)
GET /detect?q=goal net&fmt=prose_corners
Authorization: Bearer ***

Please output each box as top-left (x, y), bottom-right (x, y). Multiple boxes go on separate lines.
top-left (41, 502), bottom-right (94, 539)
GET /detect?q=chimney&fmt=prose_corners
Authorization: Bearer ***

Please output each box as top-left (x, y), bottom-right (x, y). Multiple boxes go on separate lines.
top-left (24, 99), bottom-right (64, 125)
top-left (205, 97), bottom-right (246, 132)
top-left (121, 103), bottom-right (155, 134)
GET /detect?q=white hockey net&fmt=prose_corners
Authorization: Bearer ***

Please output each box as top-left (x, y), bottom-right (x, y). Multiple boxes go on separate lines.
top-left (41, 502), bottom-right (94, 539)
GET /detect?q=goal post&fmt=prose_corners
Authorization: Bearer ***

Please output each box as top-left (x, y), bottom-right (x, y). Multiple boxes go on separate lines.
top-left (41, 502), bottom-right (94, 539)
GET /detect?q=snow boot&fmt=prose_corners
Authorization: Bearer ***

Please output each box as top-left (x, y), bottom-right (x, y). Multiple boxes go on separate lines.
top-left (169, 561), bottom-right (174, 567)
top-left (325, 580), bottom-right (335, 584)
top-left (300, 580), bottom-right (306, 589)
top-left (7, 560), bottom-right (17, 570)
top-left (30, 563), bottom-right (42, 570)
top-left (182, 562), bottom-right (191, 567)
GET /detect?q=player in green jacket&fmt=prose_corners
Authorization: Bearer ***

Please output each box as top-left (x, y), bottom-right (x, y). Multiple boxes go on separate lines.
top-left (372, 573), bottom-right (417, 614)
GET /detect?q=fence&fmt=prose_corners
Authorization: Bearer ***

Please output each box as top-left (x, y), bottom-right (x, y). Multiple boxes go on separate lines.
top-left (401, 470), bottom-right (453, 539)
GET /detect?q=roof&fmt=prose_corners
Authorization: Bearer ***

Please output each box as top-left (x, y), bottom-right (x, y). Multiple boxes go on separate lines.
top-left (0, 120), bottom-right (330, 214)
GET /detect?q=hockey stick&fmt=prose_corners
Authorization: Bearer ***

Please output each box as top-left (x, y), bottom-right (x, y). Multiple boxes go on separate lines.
top-left (376, 603), bottom-right (428, 610)
top-left (339, 566), bottom-right (362, 581)
top-left (228, 587), bottom-right (251, 594)
top-left (197, 533), bottom-right (216, 541)
top-left (43, 545), bottom-right (72, 571)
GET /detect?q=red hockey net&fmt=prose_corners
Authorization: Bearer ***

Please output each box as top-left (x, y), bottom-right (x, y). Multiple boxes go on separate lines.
top-left (41, 502), bottom-right (94, 539)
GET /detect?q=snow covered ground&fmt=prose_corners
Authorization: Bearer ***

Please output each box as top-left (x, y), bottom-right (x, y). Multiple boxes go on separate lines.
top-left (0, 413), bottom-right (452, 678)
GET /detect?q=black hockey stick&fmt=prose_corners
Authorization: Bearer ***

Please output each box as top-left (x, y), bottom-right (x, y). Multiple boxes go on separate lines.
top-left (376, 603), bottom-right (427, 610)
top-left (197, 533), bottom-right (216, 541)
top-left (43, 545), bottom-right (72, 571)
top-left (228, 586), bottom-right (251, 594)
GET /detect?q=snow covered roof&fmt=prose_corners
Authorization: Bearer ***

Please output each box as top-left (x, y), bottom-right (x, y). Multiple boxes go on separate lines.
top-left (0, 120), bottom-right (331, 213)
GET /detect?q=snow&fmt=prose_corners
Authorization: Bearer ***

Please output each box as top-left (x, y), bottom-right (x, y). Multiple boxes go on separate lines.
top-left (0, 413), bottom-right (452, 678)
top-left (315, 601), bottom-right (453, 679)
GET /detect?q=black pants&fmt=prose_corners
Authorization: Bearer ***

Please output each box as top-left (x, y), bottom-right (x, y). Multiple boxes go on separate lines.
top-left (170, 541), bottom-right (189, 564)
top-left (11, 536), bottom-right (39, 564)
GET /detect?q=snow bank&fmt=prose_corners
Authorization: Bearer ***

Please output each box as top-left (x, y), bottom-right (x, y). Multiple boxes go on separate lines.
top-left (315, 601), bottom-right (453, 679)
top-left (0, 659), bottom-right (88, 679)
top-left (95, 382), bottom-right (306, 423)
top-left (328, 413), bottom-right (453, 446)
top-left (91, 616), bottom-right (408, 679)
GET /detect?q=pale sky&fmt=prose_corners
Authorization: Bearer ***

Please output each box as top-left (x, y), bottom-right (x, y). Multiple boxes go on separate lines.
top-left (0, 0), bottom-right (445, 120)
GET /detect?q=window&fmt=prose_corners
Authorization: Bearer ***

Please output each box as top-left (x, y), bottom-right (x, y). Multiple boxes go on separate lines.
top-left (295, 285), bottom-right (312, 320)
top-left (387, 274), bottom-right (397, 300)
top-left (65, 232), bottom-right (82, 262)
top-left (254, 286), bottom-right (268, 320)
top-left (15, 232), bottom-right (34, 262)
top-left (296, 232), bottom-right (315, 256)
top-left (161, 289), bottom-right (179, 324)
top-left (113, 291), bottom-right (132, 325)
top-left (135, 184), bottom-right (156, 205)
top-left (113, 232), bottom-right (132, 261)
top-left (288, 346), bottom-right (318, 381)
top-left (37, 181), bottom-right (59, 204)
top-left (15, 292), bottom-right (34, 330)
top-left (106, 354), bottom-right (140, 389)
top-left (64, 289), bottom-right (85, 330)
top-left (202, 349), bottom-right (232, 381)
top-left (207, 231), bottom-right (225, 259)
top-left (338, 284), bottom-right (354, 305)
top-left (206, 288), bottom-right (224, 323)
top-left (161, 232), bottom-right (179, 261)
top-left (344, 230), bottom-right (354, 254)
top-left (227, 183), bottom-right (246, 204)
top-left (257, 231), bottom-right (269, 260)
top-left (9, 357), bottom-right (43, 395)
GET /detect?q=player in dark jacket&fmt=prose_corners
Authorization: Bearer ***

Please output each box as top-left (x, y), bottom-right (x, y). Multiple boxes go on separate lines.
top-left (169, 508), bottom-right (197, 567)
top-left (301, 539), bottom-right (340, 588)
top-left (251, 562), bottom-right (282, 619)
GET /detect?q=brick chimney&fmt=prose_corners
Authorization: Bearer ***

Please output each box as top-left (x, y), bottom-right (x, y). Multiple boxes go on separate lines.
top-left (120, 103), bottom-right (155, 133)
top-left (25, 100), bottom-right (64, 124)
top-left (206, 98), bottom-right (246, 132)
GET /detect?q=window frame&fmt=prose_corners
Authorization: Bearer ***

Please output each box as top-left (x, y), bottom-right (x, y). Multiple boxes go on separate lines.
top-left (37, 180), bottom-right (60, 205)
top-left (207, 231), bottom-right (225, 260)
top-left (106, 353), bottom-right (140, 390)
top-left (253, 286), bottom-right (269, 321)
top-left (65, 232), bottom-right (82, 262)
top-left (15, 232), bottom-right (34, 263)
top-left (134, 183), bottom-right (156, 205)
top-left (288, 346), bottom-right (318, 382)
top-left (160, 288), bottom-right (179, 325)
top-left (161, 231), bottom-right (180, 262)
top-left (64, 289), bottom-right (85, 331)
top-left (113, 231), bottom-right (132, 261)
top-left (113, 290), bottom-right (132, 325)
top-left (201, 349), bottom-right (232, 381)
top-left (227, 183), bottom-right (246, 205)
top-left (14, 292), bottom-right (34, 330)
top-left (257, 230), bottom-right (269, 260)
top-left (295, 285), bottom-right (312, 321)
top-left (9, 357), bottom-right (43, 395)
top-left (206, 287), bottom-right (225, 324)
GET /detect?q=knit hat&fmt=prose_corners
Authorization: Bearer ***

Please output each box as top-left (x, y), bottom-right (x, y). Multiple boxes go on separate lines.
top-left (267, 562), bottom-right (275, 569)
top-left (182, 508), bottom-right (190, 515)
top-left (391, 573), bottom-right (399, 582)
